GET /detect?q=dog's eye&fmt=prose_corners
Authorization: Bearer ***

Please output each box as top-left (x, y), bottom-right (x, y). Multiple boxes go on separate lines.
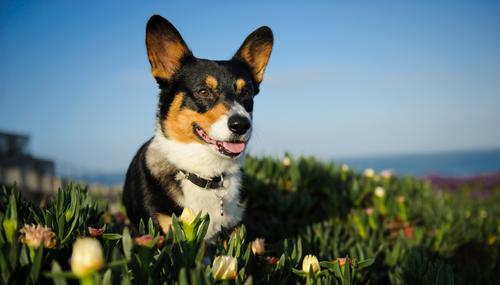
top-left (195, 88), bottom-right (210, 97)
top-left (241, 88), bottom-right (251, 96)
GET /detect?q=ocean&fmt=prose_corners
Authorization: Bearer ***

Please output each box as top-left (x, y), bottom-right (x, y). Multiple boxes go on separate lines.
top-left (62, 148), bottom-right (500, 186)
top-left (337, 148), bottom-right (500, 177)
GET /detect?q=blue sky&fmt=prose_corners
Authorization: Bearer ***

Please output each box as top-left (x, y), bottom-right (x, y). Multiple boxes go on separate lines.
top-left (1, 1), bottom-right (499, 172)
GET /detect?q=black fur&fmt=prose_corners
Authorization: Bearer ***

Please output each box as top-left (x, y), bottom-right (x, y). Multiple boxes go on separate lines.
top-left (123, 139), bottom-right (183, 228)
top-left (123, 15), bottom-right (273, 232)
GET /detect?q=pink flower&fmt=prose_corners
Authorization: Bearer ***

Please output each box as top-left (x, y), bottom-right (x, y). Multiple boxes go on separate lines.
top-left (364, 208), bottom-right (374, 216)
top-left (20, 224), bottom-right (56, 249)
top-left (134, 235), bottom-right (155, 247)
top-left (88, 226), bottom-right (105, 237)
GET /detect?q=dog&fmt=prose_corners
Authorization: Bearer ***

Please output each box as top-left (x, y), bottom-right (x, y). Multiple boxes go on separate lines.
top-left (123, 15), bottom-right (273, 241)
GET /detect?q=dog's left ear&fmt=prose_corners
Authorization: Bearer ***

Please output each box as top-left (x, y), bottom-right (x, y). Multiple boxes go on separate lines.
top-left (233, 26), bottom-right (273, 84)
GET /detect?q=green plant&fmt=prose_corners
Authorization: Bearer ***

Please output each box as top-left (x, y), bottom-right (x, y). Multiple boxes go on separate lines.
top-left (1, 154), bottom-right (499, 284)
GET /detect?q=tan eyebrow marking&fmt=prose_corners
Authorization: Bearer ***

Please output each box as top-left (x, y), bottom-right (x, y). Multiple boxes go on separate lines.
top-left (235, 78), bottom-right (246, 93)
top-left (205, 75), bottom-right (218, 89)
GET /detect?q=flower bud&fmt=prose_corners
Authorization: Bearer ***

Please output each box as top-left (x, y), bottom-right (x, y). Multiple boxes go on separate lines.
top-left (336, 257), bottom-right (347, 267)
top-left (302, 254), bottom-right (320, 273)
top-left (282, 157), bottom-right (291, 167)
top-left (251, 238), bottom-right (265, 255)
top-left (212, 256), bottom-right (238, 280)
top-left (180, 207), bottom-right (197, 225)
top-left (70, 238), bottom-right (104, 277)
top-left (180, 207), bottom-right (198, 241)
top-left (20, 224), bottom-right (57, 249)
top-left (3, 218), bottom-right (17, 243)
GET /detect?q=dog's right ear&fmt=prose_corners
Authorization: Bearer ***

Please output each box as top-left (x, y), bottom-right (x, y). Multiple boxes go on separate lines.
top-left (146, 15), bottom-right (192, 83)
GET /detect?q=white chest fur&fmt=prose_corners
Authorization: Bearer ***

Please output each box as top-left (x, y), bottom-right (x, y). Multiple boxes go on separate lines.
top-left (178, 173), bottom-right (244, 241)
top-left (147, 130), bottom-right (246, 241)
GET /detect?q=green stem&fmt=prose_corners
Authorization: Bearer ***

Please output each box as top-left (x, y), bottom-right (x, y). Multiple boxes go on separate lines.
top-left (80, 276), bottom-right (95, 285)
top-left (29, 247), bottom-right (36, 261)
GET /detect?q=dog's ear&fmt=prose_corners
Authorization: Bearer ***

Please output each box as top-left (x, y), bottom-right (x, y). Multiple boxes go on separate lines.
top-left (233, 26), bottom-right (273, 84)
top-left (146, 15), bottom-right (192, 83)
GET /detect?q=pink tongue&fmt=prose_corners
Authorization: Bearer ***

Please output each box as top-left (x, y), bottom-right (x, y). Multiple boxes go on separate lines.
top-left (222, 141), bottom-right (246, 153)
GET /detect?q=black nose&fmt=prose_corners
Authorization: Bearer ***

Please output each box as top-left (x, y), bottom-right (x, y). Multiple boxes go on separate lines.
top-left (228, 115), bottom-right (251, 135)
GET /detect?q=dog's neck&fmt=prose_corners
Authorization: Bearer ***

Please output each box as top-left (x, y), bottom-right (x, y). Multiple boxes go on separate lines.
top-left (148, 126), bottom-right (244, 179)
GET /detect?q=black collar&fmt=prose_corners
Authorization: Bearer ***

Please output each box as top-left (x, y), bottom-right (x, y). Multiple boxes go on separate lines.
top-left (179, 170), bottom-right (225, 189)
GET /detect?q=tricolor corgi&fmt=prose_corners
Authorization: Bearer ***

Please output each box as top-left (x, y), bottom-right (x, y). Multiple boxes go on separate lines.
top-left (123, 15), bottom-right (273, 241)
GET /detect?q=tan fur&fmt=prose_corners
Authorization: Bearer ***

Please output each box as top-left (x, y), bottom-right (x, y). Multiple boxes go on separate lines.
top-left (205, 75), bottom-right (218, 89)
top-left (235, 78), bottom-right (246, 93)
top-left (156, 213), bottom-right (172, 234)
top-left (146, 34), bottom-right (190, 81)
top-left (238, 42), bottom-right (272, 83)
top-left (164, 93), bottom-right (229, 143)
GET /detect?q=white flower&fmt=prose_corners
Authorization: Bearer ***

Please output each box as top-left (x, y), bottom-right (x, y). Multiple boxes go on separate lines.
top-left (20, 224), bottom-right (57, 249)
top-left (70, 238), bottom-right (104, 277)
top-left (340, 164), bottom-right (349, 172)
top-left (180, 207), bottom-right (197, 225)
top-left (302, 254), bottom-right (320, 273)
top-left (364, 168), bottom-right (375, 178)
top-left (251, 238), bottom-right (265, 255)
top-left (282, 156), bottom-right (291, 166)
top-left (212, 256), bottom-right (238, 280)
top-left (374, 186), bottom-right (385, 198)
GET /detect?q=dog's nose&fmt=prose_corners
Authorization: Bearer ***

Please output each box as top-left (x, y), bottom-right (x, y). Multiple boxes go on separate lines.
top-left (228, 115), bottom-right (251, 135)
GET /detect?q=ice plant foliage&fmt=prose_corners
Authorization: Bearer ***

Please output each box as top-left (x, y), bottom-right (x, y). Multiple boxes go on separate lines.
top-left (1, 154), bottom-right (499, 284)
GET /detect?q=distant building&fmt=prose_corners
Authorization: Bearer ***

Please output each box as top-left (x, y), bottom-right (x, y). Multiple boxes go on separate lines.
top-left (0, 131), bottom-right (56, 194)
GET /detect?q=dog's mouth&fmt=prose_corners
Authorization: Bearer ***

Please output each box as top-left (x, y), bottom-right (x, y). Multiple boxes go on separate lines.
top-left (193, 124), bottom-right (246, 157)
